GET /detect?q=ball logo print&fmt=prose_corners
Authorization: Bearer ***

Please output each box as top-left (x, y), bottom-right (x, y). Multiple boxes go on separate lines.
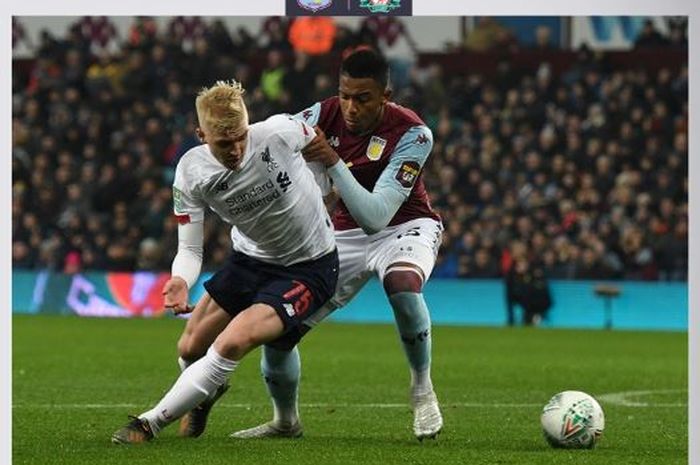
top-left (297, 0), bottom-right (332, 12)
top-left (541, 391), bottom-right (605, 449)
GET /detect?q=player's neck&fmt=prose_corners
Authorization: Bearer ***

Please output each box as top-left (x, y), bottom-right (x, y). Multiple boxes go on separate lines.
top-left (353, 105), bottom-right (385, 137)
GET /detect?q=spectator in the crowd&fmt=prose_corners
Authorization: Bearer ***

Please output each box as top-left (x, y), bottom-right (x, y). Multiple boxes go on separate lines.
top-left (259, 16), bottom-right (291, 52)
top-left (533, 25), bottom-right (554, 50)
top-left (127, 16), bottom-right (158, 50)
top-left (288, 16), bottom-right (336, 56)
top-left (634, 19), bottom-right (669, 49)
top-left (464, 17), bottom-right (517, 53)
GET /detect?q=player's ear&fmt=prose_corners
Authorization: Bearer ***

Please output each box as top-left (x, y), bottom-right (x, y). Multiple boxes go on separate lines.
top-left (195, 127), bottom-right (205, 142)
top-left (383, 88), bottom-right (392, 103)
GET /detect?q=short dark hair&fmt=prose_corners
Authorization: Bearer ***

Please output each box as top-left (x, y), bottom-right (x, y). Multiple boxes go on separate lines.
top-left (340, 48), bottom-right (389, 89)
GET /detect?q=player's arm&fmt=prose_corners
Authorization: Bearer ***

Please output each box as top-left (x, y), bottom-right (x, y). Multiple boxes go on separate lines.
top-left (165, 162), bottom-right (206, 314)
top-left (165, 220), bottom-right (204, 314)
top-left (290, 104), bottom-right (335, 201)
top-left (304, 125), bottom-right (433, 235)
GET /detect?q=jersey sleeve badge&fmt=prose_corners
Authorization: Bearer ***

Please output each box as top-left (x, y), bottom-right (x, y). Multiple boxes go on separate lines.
top-left (396, 161), bottom-right (420, 188)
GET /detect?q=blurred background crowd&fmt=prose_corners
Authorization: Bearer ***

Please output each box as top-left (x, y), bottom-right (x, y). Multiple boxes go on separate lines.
top-left (11, 16), bottom-right (688, 282)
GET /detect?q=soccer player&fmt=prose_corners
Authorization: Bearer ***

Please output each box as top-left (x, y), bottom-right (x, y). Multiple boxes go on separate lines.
top-left (111, 80), bottom-right (338, 444)
top-left (232, 48), bottom-right (444, 441)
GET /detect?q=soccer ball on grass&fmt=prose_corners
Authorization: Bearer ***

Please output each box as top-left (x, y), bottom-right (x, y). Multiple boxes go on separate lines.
top-left (541, 390), bottom-right (605, 449)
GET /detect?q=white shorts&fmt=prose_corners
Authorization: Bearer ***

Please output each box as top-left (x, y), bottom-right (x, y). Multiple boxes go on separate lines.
top-left (304, 218), bottom-right (443, 326)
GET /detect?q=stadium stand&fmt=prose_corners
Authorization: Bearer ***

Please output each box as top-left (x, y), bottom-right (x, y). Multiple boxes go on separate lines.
top-left (11, 17), bottom-right (687, 282)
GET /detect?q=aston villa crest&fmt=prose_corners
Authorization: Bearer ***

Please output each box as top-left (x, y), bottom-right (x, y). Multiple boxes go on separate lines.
top-left (366, 136), bottom-right (387, 161)
top-left (298, 0), bottom-right (332, 12)
top-left (359, 0), bottom-right (400, 13)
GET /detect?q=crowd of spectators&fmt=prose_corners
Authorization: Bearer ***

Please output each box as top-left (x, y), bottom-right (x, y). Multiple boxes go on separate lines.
top-left (11, 16), bottom-right (688, 282)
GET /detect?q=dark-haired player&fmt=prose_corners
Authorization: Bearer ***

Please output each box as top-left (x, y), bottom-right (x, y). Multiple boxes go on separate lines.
top-left (233, 48), bottom-right (444, 441)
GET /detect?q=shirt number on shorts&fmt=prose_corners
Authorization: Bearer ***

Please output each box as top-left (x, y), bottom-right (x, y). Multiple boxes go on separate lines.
top-left (283, 280), bottom-right (313, 316)
top-left (397, 227), bottom-right (421, 239)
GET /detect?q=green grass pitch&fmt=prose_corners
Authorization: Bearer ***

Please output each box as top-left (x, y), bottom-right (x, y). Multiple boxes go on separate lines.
top-left (13, 315), bottom-right (687, 465)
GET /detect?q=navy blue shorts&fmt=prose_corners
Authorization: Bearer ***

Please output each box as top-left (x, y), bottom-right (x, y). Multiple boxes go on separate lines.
top-left (203, 249), bottom-right (339, 350)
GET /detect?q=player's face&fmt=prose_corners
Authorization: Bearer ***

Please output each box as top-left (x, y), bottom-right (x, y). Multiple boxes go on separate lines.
top-left (199, 125), bottom-right (248, 170)
top-left (338, 74), bottom-right (388, 135)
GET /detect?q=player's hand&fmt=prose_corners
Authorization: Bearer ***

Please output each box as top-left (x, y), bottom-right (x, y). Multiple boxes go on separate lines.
top-left (302, 126), bottom-right (340, 167)
top-left (162, 276), bottom-right (193, 315)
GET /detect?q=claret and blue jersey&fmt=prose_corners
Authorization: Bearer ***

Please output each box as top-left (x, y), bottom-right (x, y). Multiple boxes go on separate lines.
top-left (296, 97), bottom-right (441, 231)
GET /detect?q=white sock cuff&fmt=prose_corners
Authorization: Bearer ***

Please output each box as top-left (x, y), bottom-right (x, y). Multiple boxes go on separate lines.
top-left (178, 357), bottom-right (191, 372)
top-left (206, 346), bottom-right (239, 371)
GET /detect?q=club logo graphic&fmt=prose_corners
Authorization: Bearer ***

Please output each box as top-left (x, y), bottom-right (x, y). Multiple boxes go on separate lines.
top-left (359, 0), bottom-right (401, 13)
top-left (366, 136), bottom-right (387, 161)
top-left (261, 146), bottom-right (278, 172)
top-left (298, 0), bottom-right (333, 12)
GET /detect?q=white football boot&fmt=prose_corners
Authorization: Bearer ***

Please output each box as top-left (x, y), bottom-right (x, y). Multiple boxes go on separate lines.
top-left (230, 421), bottom-right (303, 439)
top-left (412, 390), bottom-right (443, 441)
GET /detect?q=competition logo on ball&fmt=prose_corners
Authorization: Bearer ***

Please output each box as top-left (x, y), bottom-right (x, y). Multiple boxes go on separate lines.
top-left (359, 0), bottom-right (401, 13)
top-left (541, 390), bottom-right (605, 449)
top-left (297, 0), bottom-right (332, 12)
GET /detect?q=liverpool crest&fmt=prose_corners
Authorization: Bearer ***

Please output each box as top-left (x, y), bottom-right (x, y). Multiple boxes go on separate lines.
top-left (298, 0), bottom-right (332, 12)
top-left (366, 136), bottom-right (387, 161)
top-left (359, 0), bottom-right (400, 13)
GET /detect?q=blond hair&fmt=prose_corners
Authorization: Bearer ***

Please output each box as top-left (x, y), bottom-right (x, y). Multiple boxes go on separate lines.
top-left (195, 80), bottom-right (249, 136)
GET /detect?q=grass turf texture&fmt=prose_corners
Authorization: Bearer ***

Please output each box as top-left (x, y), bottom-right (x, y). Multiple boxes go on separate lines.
top-left (13, 315), bottom-right (687, 465)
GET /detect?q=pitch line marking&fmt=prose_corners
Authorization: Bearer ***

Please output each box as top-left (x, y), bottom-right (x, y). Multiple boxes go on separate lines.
top-left (597, 388), bottom-right (687, 407)
top-left (13, 390), bottom-right (687, 411)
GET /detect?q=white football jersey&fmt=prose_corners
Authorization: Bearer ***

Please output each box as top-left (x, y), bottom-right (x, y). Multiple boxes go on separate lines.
top-left (173, 114), bottom-right (335, 265)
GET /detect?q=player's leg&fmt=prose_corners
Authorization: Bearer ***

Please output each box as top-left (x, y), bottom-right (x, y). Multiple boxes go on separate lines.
top-left (229, 341), bottom-right (305, 439)
top-left (177, 292), bottom-right (232, 369)
top-left (232, 236), bottom-right (365, 439)
top-left (175, 292), bottom-right (234, 437)
top-left (373, 219), bottom-right (443, 440)
top-left (112, 302), bottom-right (285, 444)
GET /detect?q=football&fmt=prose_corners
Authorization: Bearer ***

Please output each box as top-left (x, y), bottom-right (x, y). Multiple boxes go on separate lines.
top-left (540, 390), bottom-right (605, 449)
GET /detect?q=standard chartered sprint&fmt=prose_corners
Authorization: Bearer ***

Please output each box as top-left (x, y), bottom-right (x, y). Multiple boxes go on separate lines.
top-left (225, 179), bottom-right (280, 215)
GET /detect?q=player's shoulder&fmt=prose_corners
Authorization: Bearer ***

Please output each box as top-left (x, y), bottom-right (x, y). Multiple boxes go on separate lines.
top-left (261, 113), bottom-right (295, 128)
top-left (320, 96), bottom-right (340, 111)
top-left (254, 113), bottom-right (308, 145)
top-left (178, 144), bottom-right (212, 168)
top-left (176, 144), bottom-right (221, 181)
top-left (380, 103), bottom-right (432, 146)
top-left (384, 102), bottom-right (426, 127)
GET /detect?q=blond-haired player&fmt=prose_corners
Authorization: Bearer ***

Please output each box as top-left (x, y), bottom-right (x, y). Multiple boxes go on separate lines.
top-left (111, 80), bottom-right (338, 444)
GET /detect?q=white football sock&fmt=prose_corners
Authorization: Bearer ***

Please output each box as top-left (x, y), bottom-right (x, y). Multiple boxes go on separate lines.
top-left (178, 356), bottom-right (191, 372)
top-left (140, 346), bottom-right (238, 434)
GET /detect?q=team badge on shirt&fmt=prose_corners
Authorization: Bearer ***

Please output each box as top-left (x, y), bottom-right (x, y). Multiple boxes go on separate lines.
top-left (297, 0), bottom-right (332, 12)
top-left (261, 146), bottom-right (278, 172)
top-left (366, 136), bottom-right (387, 161)
top-left (396, 161), bottom-right (420, 188)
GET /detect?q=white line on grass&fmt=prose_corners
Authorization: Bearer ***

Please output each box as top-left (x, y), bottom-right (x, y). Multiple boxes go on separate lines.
top-left (13, 388), bottom-right (687, 411)
top-left (597, 388), bottom-right (687, 407)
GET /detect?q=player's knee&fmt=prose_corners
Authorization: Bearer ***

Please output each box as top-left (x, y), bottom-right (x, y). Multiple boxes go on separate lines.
top-left (215, 333), bottom-right (257, 360)
top-left (177, 333), bottom-right (207, 362)
top-left (383, 269), bottom-right (424, 295)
